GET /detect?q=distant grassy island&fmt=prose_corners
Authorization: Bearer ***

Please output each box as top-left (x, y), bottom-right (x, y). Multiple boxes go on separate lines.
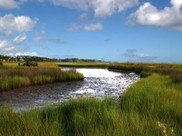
top-left (0, 59), bottom-right (84, 92)
top-left (0, 54), bottom-right (182, 135)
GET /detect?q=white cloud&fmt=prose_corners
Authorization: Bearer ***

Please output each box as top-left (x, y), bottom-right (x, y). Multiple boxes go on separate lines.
top-left (0, 0), bottom-right (138, 17)
top-left (0, 14), bottom-right (37, 35)
top-left (123, 49), bottom-right (158, 62)
top-left (131, 0), bottom-right (182, 30)
top-left (34, 29), bottom-right (46, 41)
top-left (0, 0), bottom-right (19, 9)
top-left (68, 23), bottom-right (103, 32)
top-left (0, 40), bottom-right (8, 49)
top-left (84, 23), bottom-right (103, 31)
top-left (15, 52), bottom-right (38, 56)
top-left (91, 0), bottom-right (138, 17)
top-left (51, 0), bottom-right (89, 10)
top-left (49, 0), bottom-right (138, 17)
top-left (0, 14), bottom-right (37, 55)
top-left (3, 46), bottom-right (15, 51)
top-left (0, 39), bottom-right (15, 52)
top-left (13, 33), bottom-right (27, 44)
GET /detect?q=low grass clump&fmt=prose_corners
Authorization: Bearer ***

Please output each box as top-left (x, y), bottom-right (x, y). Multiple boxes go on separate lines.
top-left (0, 76), bottom-right (30, 91)
top-left (0, 74), bottom-right (181, 135)
top-left (0, 67), bottom-right (83, 91)
top-left (32, 75), bottom-right (53, 85)
top-left (140, 71), bottom-right (152, 78)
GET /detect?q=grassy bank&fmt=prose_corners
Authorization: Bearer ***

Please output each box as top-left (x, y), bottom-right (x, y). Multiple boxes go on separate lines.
top-left (109, 63), bottom-right (182, 82)
top-left (58, 62), bottom-right (109, 68)
top-left (0, 67), bottom-right (83, 91)
top-left (0, 74), bottom-right (181, 135)
top-left (3, 61), bottom-right (58, 68)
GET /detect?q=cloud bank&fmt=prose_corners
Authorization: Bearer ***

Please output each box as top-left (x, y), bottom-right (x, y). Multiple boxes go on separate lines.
top-left (0, 0), bottom-right (138, 17)
top-left (50, 0), bottom-right (138, 17)
top-left (0, 0), bottom-right (19, 9)
top-left (130, 0), bottom-right (182, 30)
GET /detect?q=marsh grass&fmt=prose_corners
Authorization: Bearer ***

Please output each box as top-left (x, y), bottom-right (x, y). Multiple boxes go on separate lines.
top-left (0, 63), bottom-right (182, 135)
top-left (109, 63), bottom-right (182, 83)
top-left (3, 61), bottom-right (58, 68)
top-left (58, 62), bottom-right (109, 68)
top-left (32, 75), bottom-right (53, 85)
top-left (0, 76), bottom-right (30, 91)
top-left (120, 74), bottom-right (182, 135)
top-left (0, 67), bottom-right (83, 91)
top-left (0, 74), bottom-right (181, 136)
top-left (38, 62), bottom-right (59, 68)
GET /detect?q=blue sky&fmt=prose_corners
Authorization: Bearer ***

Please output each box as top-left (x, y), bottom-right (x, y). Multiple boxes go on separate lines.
top-left (0, 0), bottom-right (182, 63)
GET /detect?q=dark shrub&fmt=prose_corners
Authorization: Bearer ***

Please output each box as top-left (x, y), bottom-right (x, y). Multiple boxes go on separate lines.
top-left (140, 71), bottom-right (152, 78)
top-left (23, 61), bottom-right (38, 67)
top-left (0, 61), bottom-right (3, 67)
top-left (170, 71), bottom-right (182, 83)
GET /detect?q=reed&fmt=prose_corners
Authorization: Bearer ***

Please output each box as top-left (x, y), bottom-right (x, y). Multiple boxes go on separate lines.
top-left (0, 67), bottom-right (83, 91)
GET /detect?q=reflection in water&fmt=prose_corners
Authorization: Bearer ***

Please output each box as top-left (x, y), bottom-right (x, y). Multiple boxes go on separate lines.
top-left (0, 68), bottom-right (139, 111)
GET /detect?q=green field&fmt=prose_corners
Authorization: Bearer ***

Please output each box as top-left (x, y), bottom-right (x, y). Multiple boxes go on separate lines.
top-left (0, 62), bottom-right (182, 135)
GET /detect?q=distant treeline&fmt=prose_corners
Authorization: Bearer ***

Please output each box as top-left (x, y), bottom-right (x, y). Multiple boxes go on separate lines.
top-left (60, 58), bottom-right (103, 62)
top-left (0, 54), bottom-right (59, 62)
top-left (0, 55), bottom-right (11, 61)
top-left (0, 54), bottom-right (103, 63)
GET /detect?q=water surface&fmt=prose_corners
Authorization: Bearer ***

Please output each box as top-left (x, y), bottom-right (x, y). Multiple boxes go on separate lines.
top-left (0, 68), bottom-right (139, 111)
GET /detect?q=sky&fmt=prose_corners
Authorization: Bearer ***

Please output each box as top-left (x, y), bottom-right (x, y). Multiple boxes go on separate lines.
top-left (0, 0), bottom-right (182, 63)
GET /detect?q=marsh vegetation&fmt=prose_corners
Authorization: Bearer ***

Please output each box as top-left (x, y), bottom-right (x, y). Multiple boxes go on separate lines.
top-left (0, 73), bottom-right (181, 135)
top-left (0, 62), bottom-right (182, 135)
top-left (0, 66), bottom-right (83, 91)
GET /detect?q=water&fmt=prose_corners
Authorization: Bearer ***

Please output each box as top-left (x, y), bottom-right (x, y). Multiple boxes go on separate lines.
top-left (0, 68), bottom-right (140, 111)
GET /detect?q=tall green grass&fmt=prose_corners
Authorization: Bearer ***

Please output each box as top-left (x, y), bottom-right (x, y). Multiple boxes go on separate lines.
top-left (0, 68), bottom-right (83, 91)
top-left (120, 74), bottom-right (182, 135)
top-left (0, 76), bottom-right (30, 91)
top-left (0, 74), bottom-right (181, 135)
top-left (109, 63), bottom-right (182, 82)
